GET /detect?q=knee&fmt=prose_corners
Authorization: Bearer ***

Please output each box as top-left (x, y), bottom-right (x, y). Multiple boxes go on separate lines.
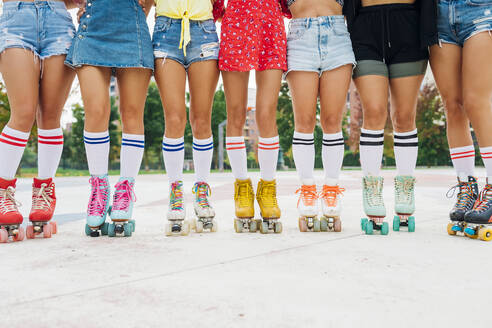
top-left (443, 98), bottom-right (466, 121)
top-left (227, 105), bottom-right (246, 132)
top-left (463, 93), bottom-right (488, 119)
top-left (320, 114), bottom-right (342, 132)
top-left (165, 112), bottom-right (187, 134)
top-left (363, 103), bottom-right (387, 128)
top-left (392, 110), bottom-right (415, 132)
top-left (8, 105), bottom-right (36, 131)
top-left (190, 115), bottom-right (211, 135)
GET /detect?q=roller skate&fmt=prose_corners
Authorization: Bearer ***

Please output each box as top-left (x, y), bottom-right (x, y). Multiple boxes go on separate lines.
top-left (319, 179), bottom-right (344, 232)
top-left (393, 176), bottom-right (416, 232)
top-left (446, 175), bottom-right (478, 237)
top-left (190, 182), bottom-right (217, 233)
top-left (165, 181), bottom-right (190, 236)
top-left (27, 178), bottom-right (57, 239)
top-left (84, 175), bottom-right (110, 237)
top-left (463, 180), bottom-right (492, 241)
top-left (108, 177), bottom-right (136, 237)
top-left (296, 181), bottom-right (319, 232)
top-left (0, 178), bottom-right (25, 243)
top-left (256, 179), bottom-right (282, 234)
top-left (360, 176), bottom-right (389, 235)
top-left (233, 178), bottom-right (256, 233)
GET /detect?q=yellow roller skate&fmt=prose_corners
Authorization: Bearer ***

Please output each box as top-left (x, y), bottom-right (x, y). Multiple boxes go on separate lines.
top-left (256, 179), bottom-right (282, 234)
top-left (233, 179), bottom-right (256, 233)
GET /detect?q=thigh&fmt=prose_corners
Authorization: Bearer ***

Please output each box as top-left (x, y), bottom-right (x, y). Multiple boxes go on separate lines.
top-left (188, 60), bottom-right (220, 119)
top-left (222, 71), bottom-right (250, 115)
top-left (354, 75), bottom-right (389, 111)
top-left (77, 65), bottom-right (112, 127)
top-left (462, 32), bottom-right (492, 104)
top-left (38, 55), bottom-right (76, 128)
top-left (286, 71), bottom-right (319, 132)
top-left (389, 74), bottom-right (424, 115)
top-left (255, 69), bottom-right (283, 110)
top-left (429, 44), bottom-right (463, 102)
top-left (116, 68), bottom-right (151, 113)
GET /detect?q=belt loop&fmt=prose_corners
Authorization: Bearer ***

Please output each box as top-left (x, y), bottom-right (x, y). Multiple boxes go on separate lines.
top-left (17, 2), bottom-right (22, 10)
top-left (46, 1), bottom-right (54, 10)
top-left (306, 18), bottom-right (310, 29)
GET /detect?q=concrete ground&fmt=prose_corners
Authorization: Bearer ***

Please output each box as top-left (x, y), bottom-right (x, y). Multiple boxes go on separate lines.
top-left (1, 168), bottom-right (490, 328)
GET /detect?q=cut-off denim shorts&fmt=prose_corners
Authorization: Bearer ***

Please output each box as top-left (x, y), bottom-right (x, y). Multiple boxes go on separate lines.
top-left (285, 16), bottom-right (356, 78)
top-left (437, 0), bottom-right (492, 46)
top-left (0, 1), bottom-right (75, 59)
top-left (152, 16), bottom-right (219, 69)
top-left (65, 0), bottom-right (154, 71)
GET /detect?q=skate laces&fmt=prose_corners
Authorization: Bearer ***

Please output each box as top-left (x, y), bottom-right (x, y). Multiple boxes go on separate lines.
top-left (87, 177), bottom-right (109, 217)
top-left (365, 178), bottom-right (384, 206)
top-left (32, 183), bottom-right (54, 211)
top-left (259, 181), bottom-right (278, 207)
top-left (235, 181), bottom-right (252, 208)
top-left (0, 186), bottom-right (21, 214)
top-left (472, 185), bottom-right (492, 213)
top-left (170, 181), bottom-right (184, 211)
top-left (113, 180), bottom-right (136, 211)
top-left (448, 182), bottom-right (476, 210)
top-left (320, 185), bottom-right (345, 207)
top-left (395, 178), bottom-right (415, 204)
top-left (193, 182), bottom-right (211, 208)
top-left (296, 185), bottom-right (317, 207)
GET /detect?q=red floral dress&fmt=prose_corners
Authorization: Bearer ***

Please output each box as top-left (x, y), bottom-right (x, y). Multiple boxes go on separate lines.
top-left (216, 0), bottom-right (287, 72)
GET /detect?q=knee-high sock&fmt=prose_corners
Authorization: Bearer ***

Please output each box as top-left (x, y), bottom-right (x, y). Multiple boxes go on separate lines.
top-left (226, 136), bottom-right (247, 180)
top-left (0, 126), bottom-right (30, 179)
top-left (120, 133), bottom-right (144, 179)
top-left (162, 136), bottom-right (184, 183)
top-left (480, 146), bottom-right (492, 178)
top-left (359, 128), bottom-right (384, 176)
top-left (84, 131), bottom-right (110, 176)
top-left (322, 131), bottom-right (344, 183)
top-left (292, 131), bottom-right (315, 183)
top-left (193, 136), bottom-right (213, 183)
top-left (258, 136), bottom-right (279, 181)
top-left (38, 128), bottom-right (64, 179)
top-left (394, 129), bottom-right (418, 176)
top-left (450, 145), bottom-right (475, 177)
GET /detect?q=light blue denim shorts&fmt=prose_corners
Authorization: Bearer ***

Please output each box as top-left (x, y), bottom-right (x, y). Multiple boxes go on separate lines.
top-left (152, 16), bottom-right (219, 69)
top-left (0, 1), bottom-right (75, 59)
top-left (286, 16), bottom-right (356, 78)
top-left (437, 0), bottom-right (492, 46)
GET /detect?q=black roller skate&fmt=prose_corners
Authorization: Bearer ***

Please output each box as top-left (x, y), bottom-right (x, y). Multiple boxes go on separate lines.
top-left (446, 175), bottom-right (478, 237)
top-left (463, 181), bottom-right (492, 241)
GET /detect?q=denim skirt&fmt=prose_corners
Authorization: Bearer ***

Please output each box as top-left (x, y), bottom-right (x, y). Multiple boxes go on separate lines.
top-left (65, 0), bottom-right (154, 70)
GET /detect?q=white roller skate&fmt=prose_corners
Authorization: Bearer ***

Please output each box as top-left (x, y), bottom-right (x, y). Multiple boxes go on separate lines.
top-left (319, 179), bottom-right (344, 232)
top-left (165, 181), bottom-right (190, 236)
top-left (296, 180), bottom-right (319, 232)
top-left (191, 182), bottom-right (217, 233)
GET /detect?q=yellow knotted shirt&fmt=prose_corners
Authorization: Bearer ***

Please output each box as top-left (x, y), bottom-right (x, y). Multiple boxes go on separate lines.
top-left (155, 0), bottom-right (213, 56)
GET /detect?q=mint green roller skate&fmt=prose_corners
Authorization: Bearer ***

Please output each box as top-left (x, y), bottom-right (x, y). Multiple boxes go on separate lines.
top-left (108, 177), bottom-right (136, 237)
top-left (361, 176), bottom-right (389, 235)
top-left (393, 176), bottom-right (416, 232)
top-left (85, 175), bottom-right (111, 237)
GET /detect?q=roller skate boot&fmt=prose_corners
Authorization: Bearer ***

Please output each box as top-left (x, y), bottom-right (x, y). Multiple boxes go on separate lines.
top-left (233, 178), bottom-right (255, 233)
top-left (165, 181), bottom-right (190, 236)
top-left (393, 175), bottom-right (416, 232)
top-left (319, 179), bottom-right (344, 232)
top-left (108, 177), bottom-right (136, 237)
top-left (463, 180), bottom-right (492, 241)
top-left (446, 175), bottom-right (478, 237)
top-left (296, 181), bottom-right (319, 232)
top-left (0, 178), bottom-right (24, 243)
top-left (361, 176), bottom-right (389, 235)
top-left (191, 182), bottom-right (217, 233)
top-left (27, 178), bottom-right (57, 239)
top-left (256, 179), bottom-right (282, 234)
top-left (85, 175), bottom-right (111, 237)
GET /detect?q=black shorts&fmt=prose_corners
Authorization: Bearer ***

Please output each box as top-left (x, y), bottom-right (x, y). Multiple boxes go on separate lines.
top-left (350, 4), bottom-right (429, 78)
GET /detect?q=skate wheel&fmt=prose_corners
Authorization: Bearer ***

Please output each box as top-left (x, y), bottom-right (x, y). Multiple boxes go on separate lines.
top-left (313, 218), bottom-right (321, 232)
top-left (447, 223), bottom-right (457, 236)
top-left (381, 222), bottom-right (389, 235)
top-left (27, 225), bottom-right (35, 239)
top-left (361, 218), bottom-right (368, 231)
top-left (334, 218), bottom-right (342, 232)
top-left (190, 218), bottom-right (196, 230)
top-left (0, 228), bottom-right (8, 243)
top-left (165, 223), bottom-right (172, 236)
top-left (181, 221), bottom-right (190, 236)
top-left (365, 220), bottom-right (373, 235)
top-left (464, 227), bottom-right (478, 239)
top-left (407, 216), bottom-right (416, 233)
top-left (100, 222), bottom-right (108, 236)
top-left (478, 228), bottom-right (492, 242)
top-left (320, 218), bottom-right (328, 232)
top-left (211, 220), bottom-right (218, 232)
top-left (393, 216), bottom-right (400, 232)
top-left (129, 219), bottom-right (136, 232)
top-left (259, 221), bottom-right (269, 234)
top-left (234, 219), bottom-right (243, 233)
top-left (43, 223), bottom-right (52, 238)
top-left (108, 223), bottom-right (116, 237)
top-left (124, 223), bottom-right (132, 237)
top-left (274, 222), bottom-right (282, 234)
top-left (49, 221), bottom-right (58, 234)
top-left (249, 220), bottom-right (257, 233)
top-left (13, 227), bottom-right (25, 242)
top-left (195, 221), bottom-right (204, 233)
top-left (298, 218), bottom-right (308, 232)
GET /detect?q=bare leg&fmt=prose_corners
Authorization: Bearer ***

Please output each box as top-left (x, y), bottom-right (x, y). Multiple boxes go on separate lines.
top-left (354, 75), bottom-right (389, 130)
top-left (389, 74), bottom-right (425, 133)
top-left (255, 69), bottom-right (282, 137)
top-left (286, 71), bottom-right (319, 133)
top-left (223, 71), bottom-right (250, 137)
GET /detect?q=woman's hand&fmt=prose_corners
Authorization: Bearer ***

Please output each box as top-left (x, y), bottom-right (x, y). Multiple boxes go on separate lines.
top-left (77, 6), bottom-right (86, 23)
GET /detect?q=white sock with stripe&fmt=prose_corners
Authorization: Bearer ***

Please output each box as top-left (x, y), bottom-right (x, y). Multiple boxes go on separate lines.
top-left (84, 130), bottom-right (110, 176)
top-left (480, 146), bottom-right (492, 177)
top-left (360, 128), bottom-right (384, 176)
top-left (38, 128), bottom-right (64, 179)
top-left (394, 129), bottom-right (418, 176)
top-left (162, 136), bottom-right (184, 183)
top-left (450, 145), bottom-right (475, 177)
top-left (120, 133), bottom-right (144, 179)
top-left (193, 136), bottom-right (213, 183)
top-left (292, 131), bottom-right (315, 182)
top-left (258, 136), bottom-right (279, 181)
top-left (226, 136), bottom-right (247, 180)
top-left (0, 126), bottom-right (29, 179)
top-left (322, 131), bottom-right (344, 182)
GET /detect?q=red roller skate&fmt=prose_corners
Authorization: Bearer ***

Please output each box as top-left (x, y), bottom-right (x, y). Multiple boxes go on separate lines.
top-left (0, 178), bottom-right (25, 243)
top-left (27, 178), bottom-right (57, 239)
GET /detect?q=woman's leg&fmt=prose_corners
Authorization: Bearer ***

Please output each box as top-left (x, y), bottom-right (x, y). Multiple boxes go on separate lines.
top-left (389, 74), bottom-right (424, 177)
top-left (223, 71), bottom-right (250, 180)
top-left (462, 32), bottom-right (492, 179)
top-left (37, 55), bottom-right (76, 179)
top-left (77, 66), bottom-right (112, 176)
top-left (155, 59), bottom-right (187, 184)
top-left (430, 44), bottom-right (475, 177)
top-left (0, 49), bottom-right (40, 180)
top-left (188, 60), bottom-right (219, 184)
top-left (116, 68), bottom-right (151, 179)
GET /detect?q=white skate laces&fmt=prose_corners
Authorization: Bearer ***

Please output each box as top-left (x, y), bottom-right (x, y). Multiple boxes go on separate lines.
top-left (395, 179), bottom-right (414, 205)
top-left (0, 186), bottom-right (21, 214)
top-left (366, 179), bottom-right (384, 207)
top-left (32, 184), bottom-right (54, 211)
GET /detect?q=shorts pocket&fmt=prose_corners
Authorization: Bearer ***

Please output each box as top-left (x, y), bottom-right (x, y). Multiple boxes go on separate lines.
top-left (200, 20), bottom-right (217, 33)
top-left (0, 9), bottom-right (17, 24)
top-left (466, 0), bottom-right (492, 5)
top-left (287, 25), bottom-right (306, 41)
top-left (333, 22), bottom-right (350, 37)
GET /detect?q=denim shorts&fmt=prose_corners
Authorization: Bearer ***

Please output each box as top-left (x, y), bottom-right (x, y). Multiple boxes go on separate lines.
top-left (65, 0), bottom-right (154, 70)
top-left (152, 16), bottom-right (219, 69)
top-left (286, 16), bottom-right (355, 77)
top-left (0, 1), bottom-right (75, 59)
top-left (437, 0), bottom-right (492, 46)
